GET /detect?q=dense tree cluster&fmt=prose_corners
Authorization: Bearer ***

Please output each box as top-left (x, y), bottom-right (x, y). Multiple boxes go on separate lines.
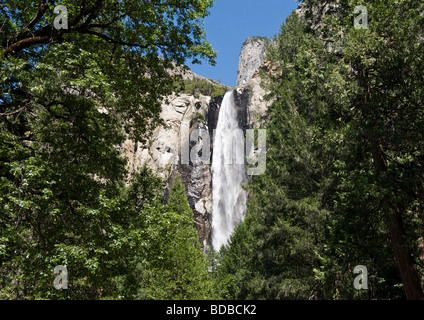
top-left (0, 0), bottom-right (216, 299)
top-left (215, 0), bottom-right (424, 300)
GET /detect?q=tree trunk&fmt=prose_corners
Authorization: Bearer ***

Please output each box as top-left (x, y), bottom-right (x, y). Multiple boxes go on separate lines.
top-left (371, 142), bottom-right (424, 300)
top-left (386, 210), bottom-right (424, 300)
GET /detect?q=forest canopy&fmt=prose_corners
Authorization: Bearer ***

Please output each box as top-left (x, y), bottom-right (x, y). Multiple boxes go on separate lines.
top-left (0, 0), bottom-right (216, 299)
top-left (214, 0), bottom-right (424, 300)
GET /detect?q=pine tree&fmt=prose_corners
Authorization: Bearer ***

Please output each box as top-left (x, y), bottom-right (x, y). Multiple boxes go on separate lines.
top-left (146, 176), bottom-right (216, 300)
top-left (217, 0), bottom-right (424, 300)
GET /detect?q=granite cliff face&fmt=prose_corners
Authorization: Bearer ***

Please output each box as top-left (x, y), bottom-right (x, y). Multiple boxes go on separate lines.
top-left (235, 36), bottom-right (275, 130)
top-left (122, 89), bottom-right (217, 249)
top-left (123, 34), bottom-right (275, 250)
top-left (236, 37), bottom-right (274, 87)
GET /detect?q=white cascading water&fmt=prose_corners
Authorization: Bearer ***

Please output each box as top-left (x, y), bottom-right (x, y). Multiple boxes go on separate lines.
top-left (211, 90), bottom-right (247, 249)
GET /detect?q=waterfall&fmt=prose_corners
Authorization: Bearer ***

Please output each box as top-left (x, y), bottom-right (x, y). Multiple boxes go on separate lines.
top-left (211, 90), bottom-right (247, 250)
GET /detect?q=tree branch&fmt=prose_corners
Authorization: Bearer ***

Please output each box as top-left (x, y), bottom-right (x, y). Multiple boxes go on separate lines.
top-left (0, 106), bottom-right (27, 117)
top-left (17, 0), bottom-right (49, 40)
top-left (2, 35), bottom-right (51, 58)
top-left (69, 0), bottom-right (88, 27)
top-left (76, 29), bottom-right (147, 48)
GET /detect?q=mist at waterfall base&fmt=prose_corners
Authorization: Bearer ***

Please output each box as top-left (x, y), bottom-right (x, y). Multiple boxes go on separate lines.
top-left (211, 90), bottom-right (248, 250)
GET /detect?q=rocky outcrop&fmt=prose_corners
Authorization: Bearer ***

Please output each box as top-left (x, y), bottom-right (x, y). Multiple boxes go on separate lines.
top-left (236, 37), bottom-right (274, 87)
top-left (234, 34), bottom-right (277, 129)
top-left (235, 74), bottom-right (270, 130)
top-left (179, 66), bottom-right (225, 88)
top-left (296, 1), bottom-right (340, 32)
top-left (123, 93), bottom-right (211, 179)
top-left (208, 95), bottom-right (223, 165)
top-left (122, 90), bottom-right (219, 250)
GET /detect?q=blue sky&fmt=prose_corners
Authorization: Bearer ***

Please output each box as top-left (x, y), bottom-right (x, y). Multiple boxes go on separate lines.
top-left (189, 0), bottom-right (300, 87)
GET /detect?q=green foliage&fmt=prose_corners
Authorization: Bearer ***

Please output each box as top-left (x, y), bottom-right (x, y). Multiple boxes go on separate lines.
top-left (110, 173), bottom-right (216, 300)
top-left (0, 1), bottom-right (216, 300)
top-left (216, 1), bottom-right (424, 300)
top-left (190, 112), bottom-right (206, 125)
top-left (156, 176), bottom-right (217, 300)
top-left (183, 79), bottom-right (228, 97)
